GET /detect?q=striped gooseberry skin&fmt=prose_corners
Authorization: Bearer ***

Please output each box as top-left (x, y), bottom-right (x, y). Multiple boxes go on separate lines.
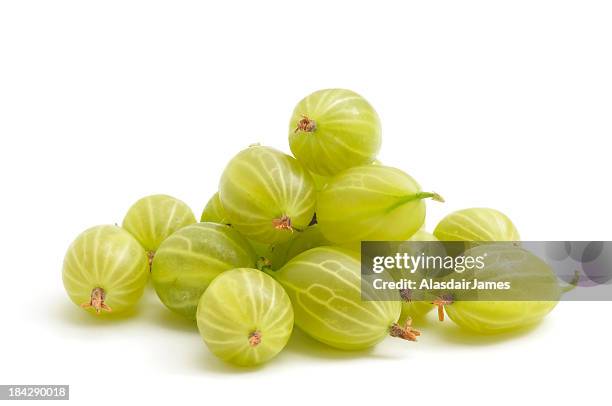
top-left (62, 225), bottom-right (149, 315)
top-left (444, 245), bottom-right (560, 334)
top-left (200, 192), bottom-right (231, 225)
top-left (289, 89), bottom-right (381, 176)
top-left (151, 222), bottom-right (257, 320)
top-left (196, 268), bottom-right (294, 366)
top-left (275, 247), bottom-right (402, 350)
top-left (433, 208), bottom-right (520, 241)
top-left (317, 165), bottom-right (442, 244)
top-left (219, 145), bottom-right (316, 245)
top-left (122, 194), bottom-right (196, 253)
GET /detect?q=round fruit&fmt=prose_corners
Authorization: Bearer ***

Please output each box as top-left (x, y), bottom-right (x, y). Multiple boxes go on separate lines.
top-left (275, 247), bottom-right (420, 350)
top-left (435, 245), bottom-right (560, 334)
top-left (317, 165), bottom-right (443, 244)
top-left (289, 89), bottom-right (381, 176)
top-left (122, 194), bottom-right (196, 264)
top-left (151, 222), bottom-right (256, 319)
top-left (200, 192), bottom-right (231, 225)
top-left (433, 208), bottom-right (520, 241)
top-left (219, 145), bottom-right (316, 244)
top-left (197, 268), bottom-right (294, 366)
top-left (62, 225), bottom-right (149, 315)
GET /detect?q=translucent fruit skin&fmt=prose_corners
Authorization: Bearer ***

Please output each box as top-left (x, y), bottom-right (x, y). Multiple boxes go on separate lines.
top-left (200, 192), bottom-right (231, 225)
top-left (275, 247), bottom-right (401, 350)
top-left (122, 194), bottom-right (196, 252)
top-left (197, 268), bottom-right (294, 366)
top-left (433, 208), bottom-right (520, 241)
top-left (62, 225), bottom-right (149, 314)
top-left (317, 165), bottom-right (430, 244)
top-left (219, 145), bottom-right (316, 244)
top-left (445, 245), bottom-right (560, 334)
top-left (289, 89), bottom-right (382, 176)
top-left (151, 222), bottom-right (256, 320)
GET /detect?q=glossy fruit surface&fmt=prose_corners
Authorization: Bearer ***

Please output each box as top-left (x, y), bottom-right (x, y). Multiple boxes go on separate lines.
top-left (433, 208), bottom-right (520, 241)
top-left (317, 165), bottom-right (443, 243)
top-left (62, 225), bottom-right (149, 315)
top-left (219, 145), bottom-right (316, 244)
top-left (122, 194), bottom-right (196, 256)
top-left (151, 222), bottom-right (256, 319)
top-left (197, 268), bottom-right (294, 366)
top-left (289, 89), bottom-right (381, 176)
top-left (441, 245), bottom-right (560, 334)
top-left (200, 192), bottom-right (231, 225)
top-left (275, 247), bottom-right (419, 350)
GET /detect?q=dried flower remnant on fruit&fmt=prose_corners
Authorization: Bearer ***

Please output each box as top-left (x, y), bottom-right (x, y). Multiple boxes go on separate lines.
top-left (81, 287), bottom-right (112, 314)
top-left (399, 288), bottom-right (413, 302)
top-left (248, 331), bottom-right (262, 347)
top-left (272, 215), bottom-right (293, 231)
top-left (295, 115), bottom-right (316, 133)
top-left (389, 319), bottom-right (421, 341)
top-left (432, 296), bottom-right (454, 321)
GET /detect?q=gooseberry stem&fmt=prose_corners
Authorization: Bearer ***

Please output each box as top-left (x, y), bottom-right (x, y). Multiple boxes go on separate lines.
top-left (432, 296), bottom-right (453, 321)
top-left (147, 251), bottom-right (155, 271)
top-left (81, 287), bottom-right (112, 314)
top-left (389, 318), bottom-right (421, 341)
top-left (386, 192), bottom-right (444, 213)
top-left (248, 331), bottom-right (262, 347)
top-left (294, 115), bottom-right (317, 133)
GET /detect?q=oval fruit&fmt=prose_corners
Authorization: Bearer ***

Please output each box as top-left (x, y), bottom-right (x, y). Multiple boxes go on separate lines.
top-left (289, 89), bottom-right (381, 176)
top-left (275, 247), bottom-right (420, 350)
top-left (151, 222), bottom-right (256, 319)
top-left (62, 225), bottom-right (149, 315)
top-left (219, 145), bottom-right (316, 245)
top-left (317, 165), bottom-right (443, 243)
top-left (197, 268), bottom-right (294, 366)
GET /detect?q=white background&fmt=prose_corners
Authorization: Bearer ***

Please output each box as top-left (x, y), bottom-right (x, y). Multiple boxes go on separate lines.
top-left (1, 1), bottom-right (610, 405)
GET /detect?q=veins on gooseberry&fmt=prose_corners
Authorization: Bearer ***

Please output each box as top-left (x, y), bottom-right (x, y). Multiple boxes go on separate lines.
top-left (389, 318), bottom-right (421, 341)
top-left (81, 287), bottom-right (112, 314)
top-left (294, 115), bottom-right (316, 133)
top-left (248, 330), bottom-right (262, 347)
top-left (432, 295), bottom-right (454, 321)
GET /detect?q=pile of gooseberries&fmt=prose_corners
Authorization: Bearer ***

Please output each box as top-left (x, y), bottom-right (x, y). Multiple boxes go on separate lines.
top-left (62, 88), bottom-right (562, 367)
